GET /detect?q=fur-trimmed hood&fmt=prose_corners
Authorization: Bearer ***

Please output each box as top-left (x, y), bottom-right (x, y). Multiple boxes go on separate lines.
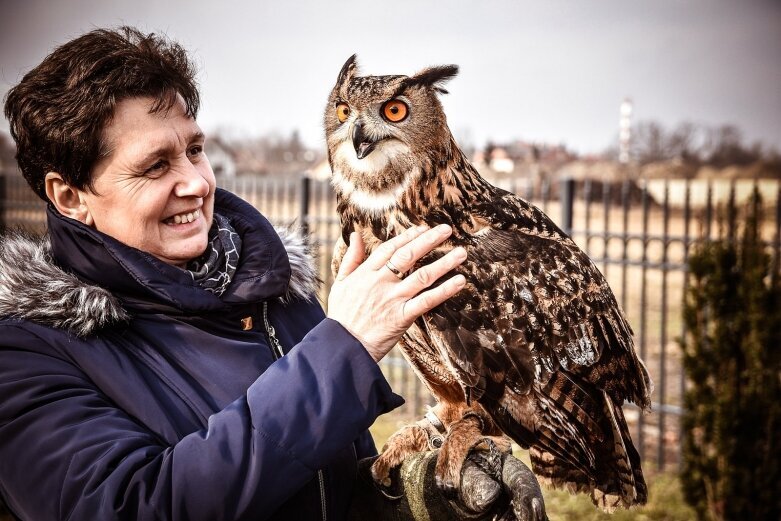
top-left (0, 192), bottom-right (319, 337)
top-left (0, 231), bottom-right (130, 337)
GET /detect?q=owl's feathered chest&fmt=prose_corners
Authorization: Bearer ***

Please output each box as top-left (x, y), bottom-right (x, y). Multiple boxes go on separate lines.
top-left (335, 168), bottom-right (560, 262)
top-left (334, 152), bottom-right (522, 247)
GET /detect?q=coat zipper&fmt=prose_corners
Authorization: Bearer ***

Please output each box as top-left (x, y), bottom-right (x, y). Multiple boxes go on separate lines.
top-left (262, 301), bottom-right (285, 359)
top-left (317, 469), bottom-right (327, 521)
top-left (261, 301), bottom-right (327, 521)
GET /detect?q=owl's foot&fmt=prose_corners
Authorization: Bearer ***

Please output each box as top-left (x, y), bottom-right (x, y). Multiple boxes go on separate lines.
top-left (370, 407), bottom-right (511, 499)
top-left (434, 410), bottom-right (512, 496)
top-left (370, 422), bottom-right (431, 493)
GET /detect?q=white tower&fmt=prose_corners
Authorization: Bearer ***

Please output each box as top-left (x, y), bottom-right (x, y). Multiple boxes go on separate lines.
top-left (619, 98), bottom-right (633, 164)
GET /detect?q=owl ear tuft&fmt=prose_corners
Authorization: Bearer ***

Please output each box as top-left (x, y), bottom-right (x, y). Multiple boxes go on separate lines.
top-left (336, 54), bottom-right (359, 89)
top-left (407, 65), bottom-right (459, 94)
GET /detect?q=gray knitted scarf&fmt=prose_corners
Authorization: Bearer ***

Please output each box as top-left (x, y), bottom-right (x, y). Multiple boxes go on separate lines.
top-left (186, 213), bottom-right (242, 296)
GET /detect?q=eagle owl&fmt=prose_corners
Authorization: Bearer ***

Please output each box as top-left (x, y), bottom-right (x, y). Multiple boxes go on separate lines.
top-left (324, 56), bottom-right (652, 511)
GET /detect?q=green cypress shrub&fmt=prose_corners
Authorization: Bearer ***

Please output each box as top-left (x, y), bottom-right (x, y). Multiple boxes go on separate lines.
top-left (680, 191), bottom-right (781, 520)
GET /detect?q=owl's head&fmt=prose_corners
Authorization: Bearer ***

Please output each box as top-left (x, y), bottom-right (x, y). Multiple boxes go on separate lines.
top-left (324, 55), bottom-right (458, 212)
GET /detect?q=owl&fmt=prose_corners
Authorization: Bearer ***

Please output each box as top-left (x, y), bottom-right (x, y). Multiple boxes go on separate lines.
top-left (324, 55), bottom-right (652, 511)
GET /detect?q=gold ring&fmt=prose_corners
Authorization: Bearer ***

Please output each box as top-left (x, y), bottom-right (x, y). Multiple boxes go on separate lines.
top-left (385, 260), bottom-right (404, 279)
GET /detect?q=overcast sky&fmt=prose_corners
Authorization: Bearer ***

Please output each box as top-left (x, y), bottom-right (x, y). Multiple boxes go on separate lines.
top-left (1, 0), bottom-right (779, 155)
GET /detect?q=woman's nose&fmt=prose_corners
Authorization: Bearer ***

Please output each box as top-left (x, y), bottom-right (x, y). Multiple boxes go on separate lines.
top-left (174, 160), bottom-right (212, 198)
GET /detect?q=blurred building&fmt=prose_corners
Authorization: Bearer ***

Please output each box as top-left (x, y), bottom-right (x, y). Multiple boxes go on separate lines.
top-left (205, 138), bottom-right (237, 178)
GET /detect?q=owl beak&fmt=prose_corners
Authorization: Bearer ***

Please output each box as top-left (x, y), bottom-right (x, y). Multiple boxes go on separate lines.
top-left (352, 120), bottom-right (378, 160)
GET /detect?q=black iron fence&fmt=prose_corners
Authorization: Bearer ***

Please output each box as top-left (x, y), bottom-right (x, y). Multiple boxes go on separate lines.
top-left (2, 171), bottom-right (779, 472)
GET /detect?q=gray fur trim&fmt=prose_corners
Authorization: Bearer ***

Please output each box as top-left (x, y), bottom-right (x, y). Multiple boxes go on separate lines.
top-left (0, 232), bottom-right (129, 337)
top-left (274, 225), bottom-right (321, 303)
top-left (0, 227), bottom-right (321, 336)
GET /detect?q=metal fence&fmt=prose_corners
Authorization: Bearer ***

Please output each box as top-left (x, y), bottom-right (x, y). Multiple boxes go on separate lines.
top-left (2, 171), bottom-right (779, 473)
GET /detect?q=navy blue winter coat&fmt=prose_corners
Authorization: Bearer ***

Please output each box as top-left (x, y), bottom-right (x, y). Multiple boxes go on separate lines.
top-left (0, 189), bottom-right (404, 520)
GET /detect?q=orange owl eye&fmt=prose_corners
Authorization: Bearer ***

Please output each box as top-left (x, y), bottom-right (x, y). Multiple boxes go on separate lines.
top-left (382, 100), bottom-right (409, 123)
top-left (336, 103), bottom-right (350, 123)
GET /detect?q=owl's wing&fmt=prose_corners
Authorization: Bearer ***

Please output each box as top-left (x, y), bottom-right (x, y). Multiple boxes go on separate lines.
top-left (427, 218), bottom-right (650, 406)
top-left (421, 203), bottom-right (651, 500)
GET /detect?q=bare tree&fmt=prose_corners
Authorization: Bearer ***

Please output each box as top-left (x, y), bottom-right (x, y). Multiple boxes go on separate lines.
top-left (628, 120), bottom-right (778, 172)
top-left (631, 120), bottom-right (703, 164)
top-left (703, 125), bottom-right (762, 167)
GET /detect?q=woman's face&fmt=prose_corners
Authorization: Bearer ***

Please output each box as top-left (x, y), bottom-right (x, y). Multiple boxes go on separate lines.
top-left (82, 96), bottom-right (216, 267)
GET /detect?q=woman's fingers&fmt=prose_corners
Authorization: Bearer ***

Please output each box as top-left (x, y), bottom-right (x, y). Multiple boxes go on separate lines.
top-left (398, 246), bottom-right (467, 294)
top-left (403, 274), bottom-right (467, 320)
top-left (365, 224), bottom-right (430, 270)
top-left (335, 232), bottom-right (365, 281)
top-left (373, 224), bottom-right (454, 275)
top-left (398, 246), bottom-right (469, 321)
top-left (327, 224), bottom-right (468, 362)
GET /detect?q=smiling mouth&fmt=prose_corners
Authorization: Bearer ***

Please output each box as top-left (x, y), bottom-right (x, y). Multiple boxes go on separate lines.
top-left (164, 209), bottom-right (200, 225)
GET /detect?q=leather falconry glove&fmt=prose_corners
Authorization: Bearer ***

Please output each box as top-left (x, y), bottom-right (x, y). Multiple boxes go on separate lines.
top-left (348, 412), bottom-right (548, 521)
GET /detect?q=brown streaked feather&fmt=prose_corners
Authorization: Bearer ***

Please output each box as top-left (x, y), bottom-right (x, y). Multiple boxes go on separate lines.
top-left (540, 371), bottom-right (603, 442)
top-left (413, 210), bottom-right (651, 505)
top-left (435, 220), bottom-right (652, 409)
top-left (490, 387), bottom-right (596, 475)
top-left (526, 389), bottom-right (646, 512)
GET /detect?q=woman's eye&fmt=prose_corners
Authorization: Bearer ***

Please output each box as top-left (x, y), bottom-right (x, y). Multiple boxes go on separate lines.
top-left (145, 160), bottom-right (165, 174)
top-left (188, 145), bottom-right (203, 157)
top-left (336, 103), bottom-right (350, 123)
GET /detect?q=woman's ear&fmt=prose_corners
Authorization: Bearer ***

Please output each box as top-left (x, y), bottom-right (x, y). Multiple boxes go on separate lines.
top-left (45, 172), bottom-right (94, 226)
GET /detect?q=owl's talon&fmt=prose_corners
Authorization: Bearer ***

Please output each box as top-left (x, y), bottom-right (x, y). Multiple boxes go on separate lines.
top-left (370, 458), bottom-right (391, 485)
top-left (370, 423), bottom-right (431, 489)
top-left (370, 463), bottom-right (404, 501)
top-left (434, 474), bottom-right (459, 497)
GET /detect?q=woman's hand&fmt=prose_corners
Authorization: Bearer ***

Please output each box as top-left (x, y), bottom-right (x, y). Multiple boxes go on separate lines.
top-left (327, 224), bottom-right (467, 362)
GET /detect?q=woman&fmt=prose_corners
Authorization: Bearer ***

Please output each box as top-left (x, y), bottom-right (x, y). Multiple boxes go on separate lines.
top-left (0, 27), bottom-right (468, 520)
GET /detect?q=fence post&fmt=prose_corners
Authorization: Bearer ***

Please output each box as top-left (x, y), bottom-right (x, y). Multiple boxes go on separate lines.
top-left (299, 176), bottom-right (311, 235)
top-left (560, 177), bottom-right (575, 236)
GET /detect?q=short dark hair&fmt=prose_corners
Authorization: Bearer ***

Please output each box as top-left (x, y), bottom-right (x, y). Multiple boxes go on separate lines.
top-left (3, 26), bottom-right (200, 200)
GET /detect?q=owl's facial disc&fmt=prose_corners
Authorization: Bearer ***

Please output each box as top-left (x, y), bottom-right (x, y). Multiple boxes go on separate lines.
top-left (351, 98), bottom-right (410, 160)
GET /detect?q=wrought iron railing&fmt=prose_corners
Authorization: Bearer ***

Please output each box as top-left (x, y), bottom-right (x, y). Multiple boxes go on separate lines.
top-left (3, 170), bottom-right (779, 472)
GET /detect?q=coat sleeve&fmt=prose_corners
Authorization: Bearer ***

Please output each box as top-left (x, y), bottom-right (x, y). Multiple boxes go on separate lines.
top-left (354, 430), bottom-right (379, 459)
top-left (0, 319), bottom-right (403, 521)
